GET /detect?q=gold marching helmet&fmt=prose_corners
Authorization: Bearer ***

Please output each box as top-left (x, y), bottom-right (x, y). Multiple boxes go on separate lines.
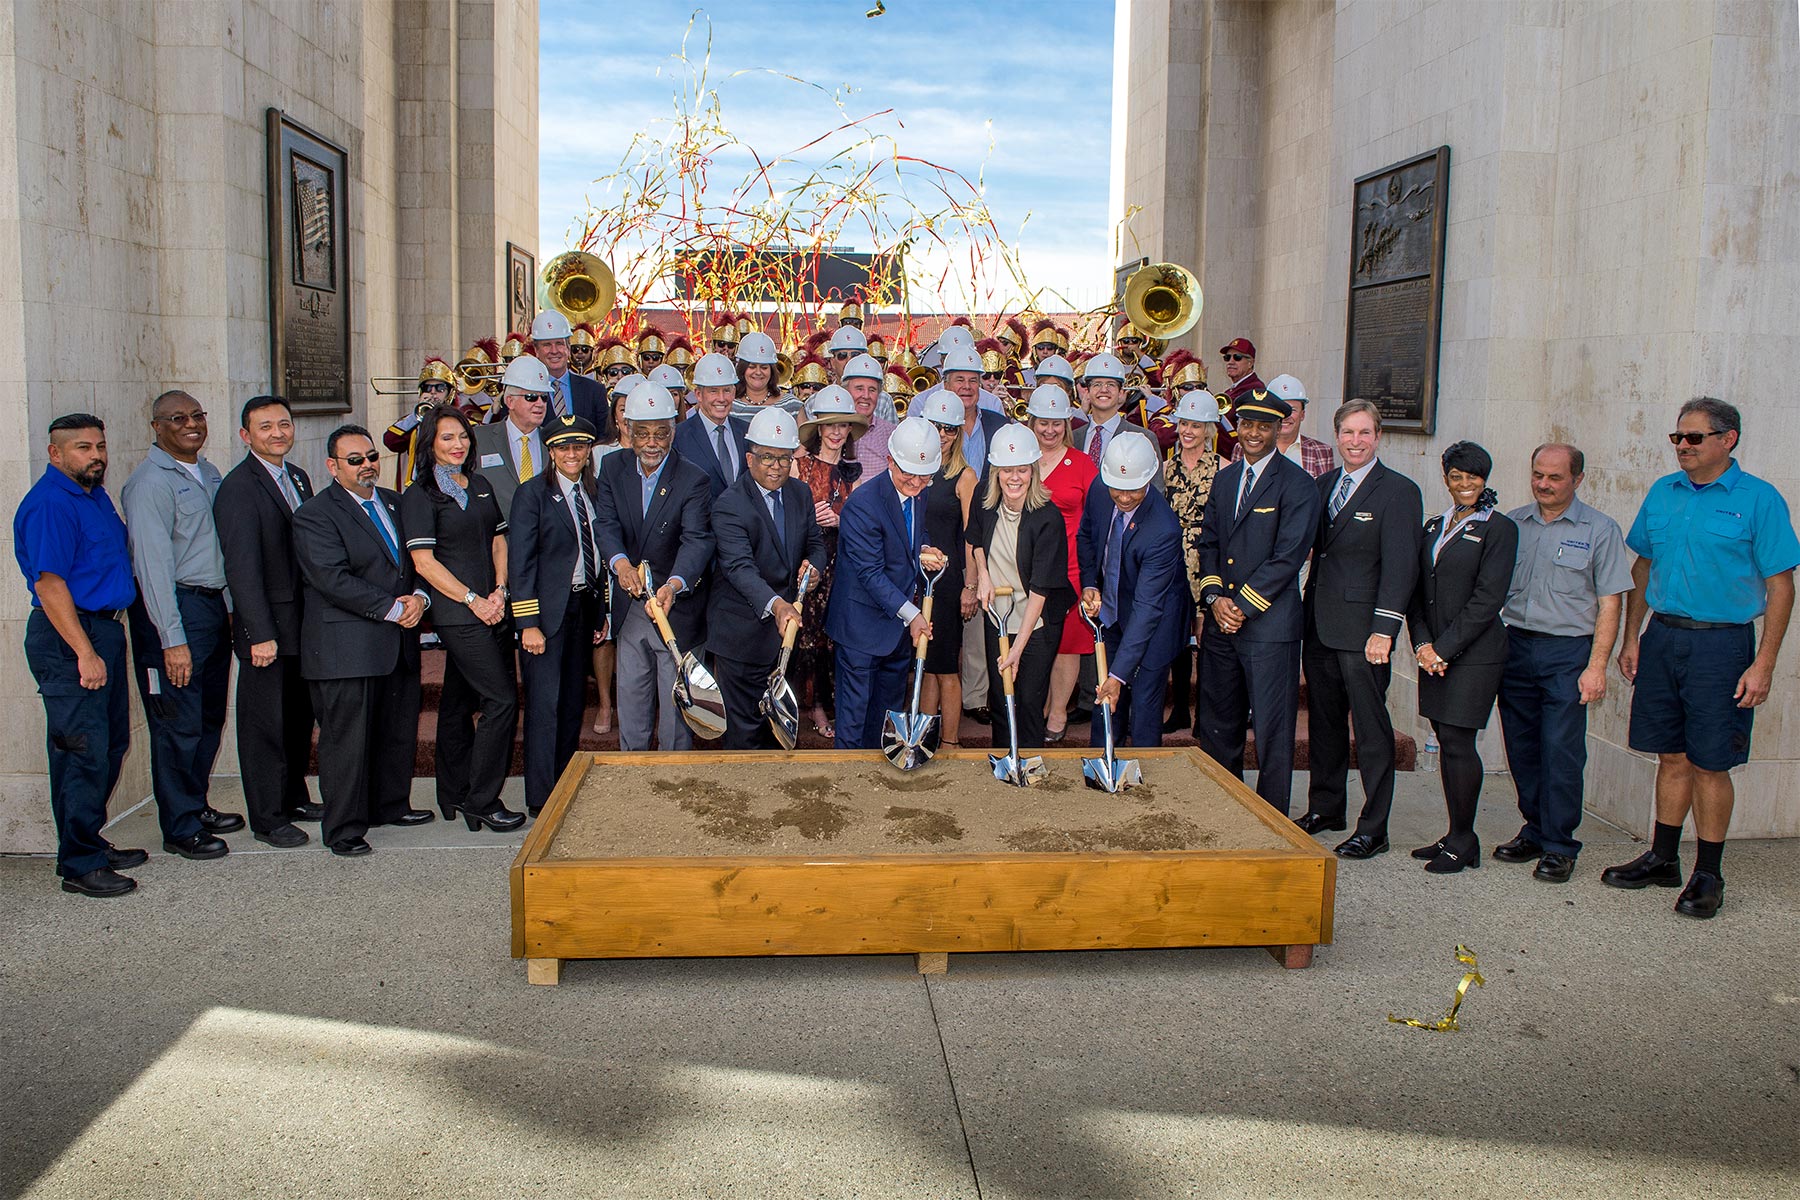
top-left (1120, 262), bottom-right (1203, 341)
top-left (865, 332), bottom-right (888, 364)
top-left (538, 250), bottom-right (617, 326)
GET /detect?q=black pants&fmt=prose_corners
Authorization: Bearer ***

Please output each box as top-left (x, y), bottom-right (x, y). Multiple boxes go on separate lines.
top-left (309, 668), bottom-right (421, 847)
top-left (1497, 632), bottom-right (1591, 856)
top-left (435, 622), bottom-right (519, 815)
top-left (716, 650), bottom-right (780, 751)
top-left (25, 610), bottom-right (130, 878)
top-left (520, 593), bottom-right (599, 812)
top-left (1303, 640), bottom-right (1397, 838)
top-left (235, 652), bottom-right (316, 833)
top-left (1195, 629), bottom-right (1301, 816)
top-left (984, 620), bottom-right (1059, 750)
top-left (1433, 720), bottom-right (1484, 857)
top-left (128, 588), bottom-right (230, 840)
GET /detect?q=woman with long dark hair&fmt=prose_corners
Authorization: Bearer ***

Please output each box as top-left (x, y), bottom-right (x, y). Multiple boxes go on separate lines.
top-left (915, 391), bottom-right (979, 746)
top-left (401, 404), bottom-right (523, 832)
top-left (792, 386), bottom-right (866, 737)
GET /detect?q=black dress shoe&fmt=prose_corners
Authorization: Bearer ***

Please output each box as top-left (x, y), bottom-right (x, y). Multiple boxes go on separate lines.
top-left (1424, 843), bottom-right (1480, 874)
top-left (1674, 870), bottom-right (1724, 919)
top-left (1533, 852), bottom-right (1576, 883)
top-left (1162, 712), bottom-right (1191, 734)
top-left (378, 809), bottom-right (436, 827)
top-left (285, 802), bottom-right (325, 822)
top-left (196, 807), bottom-right (245, 834)
top-left (1295, 812), bottom-right (1347, 835)
top-left (962, 706), bottom-right (992, 726)
top-left (1334, 833), bottom-right (1389, 859)
top-left (329, 837), bottom-right (373, 857)
top-left (253, 823), bottom-right (309, 849)
top-left (1492, 834), bottom-right (1544, 863)
top-left (1600, 850), bottom-right (1682, 890)
top-left (104, 846), bottom-right (149, 869)
top-left (455, 805), bottom-right (526, 833)
top-left (163, 832), bottom-right (228, 860)
top-left (61, 867), bottom-right (137, 897)
top-left (1411, 838), bottom-right (1447, 860)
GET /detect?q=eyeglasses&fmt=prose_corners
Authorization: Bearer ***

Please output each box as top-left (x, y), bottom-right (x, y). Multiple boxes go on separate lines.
top-left (336, 451), bottom-right (380, 465)
top-left (155, 410), bottom-right (207, 426)
top-left (750, 452), bottom-right (795, 468)
top-left (1223, 353), bottom-right (1251, 362)
top-left (1668, 430), bottom-right (1728, 446)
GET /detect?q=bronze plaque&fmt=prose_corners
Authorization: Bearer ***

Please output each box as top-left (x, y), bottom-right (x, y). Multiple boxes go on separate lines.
top-left (1344, 146), bottom-right (1449, 433)
top-left (507, 242), bottom-right (536, 337)
top-left (267, 110), bottom-right (351, 415)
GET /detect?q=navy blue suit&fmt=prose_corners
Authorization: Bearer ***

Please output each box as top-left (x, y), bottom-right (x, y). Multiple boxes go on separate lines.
top-left (825, 469), bottom-right (926, 748)
top-left (1194, 451), bottom-right (1322, 814)
top-left (674, 413), bottom-right (751, 498)
top-left (550, 371), bottom-right (612, 442)
top-left (1076, 482), bottom-right (1185, 747)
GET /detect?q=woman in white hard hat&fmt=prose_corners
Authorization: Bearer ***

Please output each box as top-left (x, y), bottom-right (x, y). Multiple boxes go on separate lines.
top-left (1162, 388), bottom-right (1223, 732)
top-left (968, 423), bottom-right (1074, 749)
top-left (1025, 384), bottom-right (1100, 742)
top-left (916, 392), bottom-right (979, 746)
top-left (793, 387), bottom-right (869, 738)
top-left (732, 331), bottom-right (798, 418)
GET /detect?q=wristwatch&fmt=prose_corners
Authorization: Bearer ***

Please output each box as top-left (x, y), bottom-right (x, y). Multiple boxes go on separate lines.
top-left (463, 590), bottom-right (479, 606)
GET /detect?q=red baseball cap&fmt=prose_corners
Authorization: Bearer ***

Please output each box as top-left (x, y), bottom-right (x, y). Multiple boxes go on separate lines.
top-left (1219, 337), bottom-right (1256, 357)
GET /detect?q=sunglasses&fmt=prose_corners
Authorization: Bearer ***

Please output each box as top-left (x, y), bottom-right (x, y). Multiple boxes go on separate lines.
top-left (931, 421), bottom-right (961, 435)
top-left (419, 382), bottom-right (451, 394)
top-left (981, 372), bottom-right (1004, 381)
top-left (1223, 353), bottom-right (1251, 362)
top-left (831, 350), bottom-right (855, 360)
top-left (1668, 430), bottom-right (1728, 446)
top-left (337, 451), bottom-right (381, 466)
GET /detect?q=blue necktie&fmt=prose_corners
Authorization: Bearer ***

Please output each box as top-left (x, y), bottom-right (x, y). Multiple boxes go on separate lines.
top-left (768, 487), bottom-right (786, 553)
top-left (1329, 471), bottom-right (1354, 520)
top-left (1100, 509), bottom-right (1127, 627)
top-left (902, 497), bottom-right (915, 553)
top-left (363, 499), bottom-right (399, 564)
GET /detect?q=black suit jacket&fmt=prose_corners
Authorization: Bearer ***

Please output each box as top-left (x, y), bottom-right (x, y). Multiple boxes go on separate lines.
top-left (1303, 461), bottom-right (1423, 652)
top-left (1407, 511), bottom-right (1519, 667)
top-left (706, 472), bottom-right (828, 664)
top-left (291, 483), bottom-right (421, 681)
top-left (1196, 452), bottom-right (1321, 642)
top-left (507, 470), bottom-right (601, 638)
top-left (674, 413), bottom-right (752, 498)
top-left (553, 371), bottom-right (611, 441)
top-left (592, 450), bottom-right (715, 647)
top-left (215, 455), bottom-right (314, 659)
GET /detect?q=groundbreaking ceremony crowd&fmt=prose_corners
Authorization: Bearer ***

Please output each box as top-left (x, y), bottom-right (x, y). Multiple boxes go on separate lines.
top-left (16, 303), bottom-right (1796, 924)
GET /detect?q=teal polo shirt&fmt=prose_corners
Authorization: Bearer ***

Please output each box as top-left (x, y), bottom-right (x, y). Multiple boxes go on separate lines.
top-left (1625, 460), bottom-right (1800, 624)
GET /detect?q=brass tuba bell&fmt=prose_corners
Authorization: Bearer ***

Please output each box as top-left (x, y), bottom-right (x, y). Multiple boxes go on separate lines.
top-left (1121, 262), bottom-right (1203, 341)
top-left (538, 251), bottom-right (617, 326)
top-left (775, 350), bottom-right (796, 389)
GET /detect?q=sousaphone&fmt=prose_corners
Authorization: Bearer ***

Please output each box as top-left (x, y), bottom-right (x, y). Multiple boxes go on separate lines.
top-left (538, 251), bottom-right (617, 326)
top-left (1121, 262), bottom-right (1203, 342)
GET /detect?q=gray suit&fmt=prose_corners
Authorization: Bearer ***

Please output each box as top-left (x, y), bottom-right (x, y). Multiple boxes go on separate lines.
top-left (470, 420), bottom-right (543, 520)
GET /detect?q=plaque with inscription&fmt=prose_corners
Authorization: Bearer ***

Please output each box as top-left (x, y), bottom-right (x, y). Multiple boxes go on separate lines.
top-left (1344, 147), bottom-right (1449, 433)
top-left (267, 110), bottom-right (352, 415)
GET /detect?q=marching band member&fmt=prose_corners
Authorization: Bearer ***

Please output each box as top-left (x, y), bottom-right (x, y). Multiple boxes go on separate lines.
top-left (568, 324), bottom-right (597, 378)
top-left (709, 312), bottom-right (741, 358)
top-left (384, 358), bottom-right (458, 489)
top-left (791, 355), bottom-right (829, 405)
top-left (595, 337), bottom-right (637, 393)
top-left (636, 325), bottom-right (668, 374)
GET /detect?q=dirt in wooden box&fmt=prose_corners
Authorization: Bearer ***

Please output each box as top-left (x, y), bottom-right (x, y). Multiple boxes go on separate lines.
top-left (546, 756), bottom-right (1295, 859)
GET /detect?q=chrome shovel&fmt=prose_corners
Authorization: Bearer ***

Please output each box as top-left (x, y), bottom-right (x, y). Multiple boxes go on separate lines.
top-left (987, 587), bottom-right (1046, 787)
top-left (1080, 607), bottom-right (1142, 793)
top-left (759, 565), bottom-right (816, 750)
top-left (881, 558), bottom-right (948, 770)
top-left (642, 563), bottom-right (728, 740)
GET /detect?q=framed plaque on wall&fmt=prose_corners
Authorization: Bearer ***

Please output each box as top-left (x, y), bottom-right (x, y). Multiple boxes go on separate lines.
top-left (1343, 146), bottom-right (1450, 434)
top-left (266, 110), bottom-right (352, 415)
top-left (507, 242), bottom-right (537, 337)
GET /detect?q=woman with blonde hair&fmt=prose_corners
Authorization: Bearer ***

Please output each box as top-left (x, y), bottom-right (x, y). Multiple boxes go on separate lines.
top-left (1025, 384), bottom-right (1099, 741)
top-left (1163, 388), bottom-right (1222, 731)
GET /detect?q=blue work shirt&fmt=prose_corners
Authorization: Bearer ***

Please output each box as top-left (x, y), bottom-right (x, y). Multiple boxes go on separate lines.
top-left (14, 464), bottom-right (137, 611)
top-left (1626, 460), bottom-right (1800, 624)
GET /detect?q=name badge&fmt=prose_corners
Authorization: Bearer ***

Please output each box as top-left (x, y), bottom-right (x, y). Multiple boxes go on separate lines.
top-left (1252, 506), bottom-right (1275, 514)
top-left (479, 453), bottom-right (503, 468)
top-left (1560, 539), bottom-right (1591, 550)
top-left (1461, 533), bottom-right (1483, 543)
top-left (1353, 511), bottom-right (1374, 522)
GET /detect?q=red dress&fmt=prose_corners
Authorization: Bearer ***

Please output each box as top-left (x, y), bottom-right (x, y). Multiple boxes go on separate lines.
top-left (1040, 446), bottom-right (1099, 654)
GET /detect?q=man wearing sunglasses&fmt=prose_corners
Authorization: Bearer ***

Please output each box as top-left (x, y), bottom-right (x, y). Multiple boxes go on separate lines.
top-left (1606, 397), bottom-right (1799, 919)
top-left (383, 358), bottom-right (458, 488)
top-left (1216, 337), bottom-right (1264, 459)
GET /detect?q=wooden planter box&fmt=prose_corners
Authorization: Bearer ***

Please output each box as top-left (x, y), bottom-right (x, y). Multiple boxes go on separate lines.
top-left (511, 748), bottom-right (1335, 984)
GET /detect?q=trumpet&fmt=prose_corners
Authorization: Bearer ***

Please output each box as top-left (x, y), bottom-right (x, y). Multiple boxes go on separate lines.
top-left (775, 350), bottom-right (795, 388)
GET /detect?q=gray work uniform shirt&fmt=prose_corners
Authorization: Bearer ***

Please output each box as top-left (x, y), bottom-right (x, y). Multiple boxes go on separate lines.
top-left (1502, 496), bottom-right (1633, 637)
top-left (120, 445), bottom-right (227, 648)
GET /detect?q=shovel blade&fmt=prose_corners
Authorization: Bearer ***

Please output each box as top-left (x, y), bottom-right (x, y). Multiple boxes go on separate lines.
top-left (672, 652), bottom-right (729, 739)
top-left (1082, 755), bottom-right (1142, 792)
top-left (761, 678), bottom-right (800, 750)
top-left (990, 753), bottom-right (1048, 788)
top-left (880, 712), bottom-right (940, 770)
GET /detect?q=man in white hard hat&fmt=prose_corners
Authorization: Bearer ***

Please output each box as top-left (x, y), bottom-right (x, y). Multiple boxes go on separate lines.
top-left (530, 309), bottom-right (610, 437)
top-left (825, 416), bottom-right (952, 749)
top-left (1076, 434), bottom-right (1186, 748)
top-left (1073, 352), bottom-right (1165, 492)
top-left (825, 325), bottom-right (868, 384)
top-left (469, 354), bottom-right (552, 520)
top-left (706, 408), bottom-right (829, 749)
top-left (673, 352), bottom-right (751, 498)
top-left (844, 353), bottom-right (898, 481)
top-left (936, 344), bottom-right (1009, 722)
top-left (1194, 389), bottom-right (1322, 816)
top-left (1233, 373), bottom-right (1334, 479)
top-left (914, 327), bottom-right (1007, 416)
top-left (592, 381), bottom-right (716, 752)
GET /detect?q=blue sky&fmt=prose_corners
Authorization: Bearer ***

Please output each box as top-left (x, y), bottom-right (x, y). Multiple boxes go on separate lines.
top-left (538, 0), bottom-right (1114, 311)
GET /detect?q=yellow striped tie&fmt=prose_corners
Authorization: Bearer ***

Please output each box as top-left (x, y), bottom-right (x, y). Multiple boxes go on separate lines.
top-left (518, 437), bottom-right (534, 481)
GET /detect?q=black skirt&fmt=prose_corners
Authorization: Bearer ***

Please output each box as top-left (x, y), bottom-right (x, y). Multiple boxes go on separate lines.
top-left (1417, 659), bottom-right (1504, 729)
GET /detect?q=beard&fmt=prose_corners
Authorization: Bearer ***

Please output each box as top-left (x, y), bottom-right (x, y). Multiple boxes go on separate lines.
top-left (75, 462), bottom-right (106, 487)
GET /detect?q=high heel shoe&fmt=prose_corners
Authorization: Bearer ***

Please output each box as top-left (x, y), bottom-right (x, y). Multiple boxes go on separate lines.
top-left (457, 805), bottom-right (525, 833)
top-left (438, 800), bottom-right (457, 821)
top-left (1424, 841), bottom-right (1481, 874)
top-left (1410, 838), bottom-right (1447, 860)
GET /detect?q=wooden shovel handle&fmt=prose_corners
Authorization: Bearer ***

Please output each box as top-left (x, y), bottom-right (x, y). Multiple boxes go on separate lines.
top-left (996, 632), bottom-right (1016, 696)
top-left (1093, 635), bottom-right (1109, 682)
top-left (915, 593), bottom-right (934, 660)
top-left (780, 610), bottom-right (803, 651)
top-left (641, 561), bottom-right (678, 647)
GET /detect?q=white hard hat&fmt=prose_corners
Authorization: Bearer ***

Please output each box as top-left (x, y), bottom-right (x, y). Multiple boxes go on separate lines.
top-left (648, 364), bottom-right (688, 392)
top-left (806, 384), bottom-right (858, 418)
top-left (841, 353), bottom-right (884, 382)
top-left (692, 352), bottom-right (739, 388)
top-left (502, 354), bottom-right (552, 394)
top-left (888, 416), bottom-right (944, 477)
top-left (937, 325), bottom-right (976, 352)
top-left (987, 423), bottom-right (1039, 469)
top-left (1025, 384), bottom-right (1072, 420)
top-left (1173, 391), bottom-right (1222, 424)
top-left (1035, 355), bottom-right (1073, 383)
top-left (1266, 373), bottom-right (1307, 404)
top-left (1100, 433), bottom-right (1160, 489)
top-left (1084, 351), bottom-right (1127, 382)
top-left (827, 325), bottom-right (868, 354)
top-left (940, 346), bottom-right (982, 375)
top-left (623, 380), bottom-right (678, 422)
top-left (918, 391), bottom-right (965, 427)
top-left (745, 407), bottom-right (800, 451)
top-left (610, 373), bottom-right (647, 397)
top-left (737, 331), bottom-right (778, 365)
top-left (530, 310), bottom-right (572, 342)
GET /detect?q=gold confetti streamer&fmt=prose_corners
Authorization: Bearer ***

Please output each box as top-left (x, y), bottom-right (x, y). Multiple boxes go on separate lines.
top-left (1388, 945), bottom-right (1485, 1032)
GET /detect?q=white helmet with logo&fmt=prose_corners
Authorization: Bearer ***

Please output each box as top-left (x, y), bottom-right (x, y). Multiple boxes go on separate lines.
top-left (1025, 384), bottom-right (1072, 420)
top-left (648, 364), bottom-right (688, 392)
top-left (940, 346), bottom-right (982, 376)
top-left (1100, 432), bottom-right (1159, 489)
top-left (502, 354), bottom-right (552, 394)
top-left (745, 407), bottom-right (800, 451)
top-left (692, 352), bottom-right (739, 388)
top-left (841, 353), bottom-right (884, 382)
top-left (610, 373), bottom-right (646, 398)
top-left (1034, 355), bottom-right (1073, 383)
top-left (1084, 352), bottom-right (1127, 382)
top-left (1266, 373), bottom-right (1307, 404)
top-left (888, 417), bottom-right (944, 476)
top-left (827, 325), bottom-right (868, 354)
top-left (937, 325), bottom-right (976, 352)
top-left (622, 380), bottom-right (678, 422)
top-left (737, 331), bottom-right (778, 365)
top-left (1173, 391), bottom-right (1222, 424)
top-left (918, 391), bottom-right (964, 427)
top-left (530, 310), bottom-right (572, 342)
top-left (987, 423), bottom-right (1040, 469)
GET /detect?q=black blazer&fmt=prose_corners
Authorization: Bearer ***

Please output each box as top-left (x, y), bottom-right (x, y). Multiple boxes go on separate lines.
top-left (673, 413), bottom-right (751, 498)
top-left (592, 449), bottom-right (715, 647)
top-left (965, 498), bottom-right (1074, 632)
top-left (399, 473), bottom-right (506, 626)
top-left (1407, 511), bottom-right (1519, 667)
top-left (215, 454), bottom-right (314, 659)
top-left (556, 371), bottom-right (611, 441)
top-left (291, 483), bottom-right (420, 681)
top-left (706, 472), bottom-right (828, 664)
top-left (1196, 452), bottom-right (1321, 642)
top-left (1304, 461), bottom-right (1423, 652)
top-left (507, 470), bottom-right (601, 638)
